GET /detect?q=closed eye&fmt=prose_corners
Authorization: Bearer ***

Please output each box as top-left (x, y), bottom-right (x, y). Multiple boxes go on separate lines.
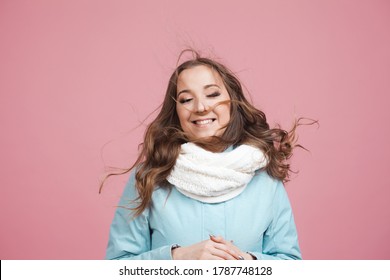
top-left (207, 92), bottom-right (221, 98)
top-left (179, 98), bottom-right (193, 104)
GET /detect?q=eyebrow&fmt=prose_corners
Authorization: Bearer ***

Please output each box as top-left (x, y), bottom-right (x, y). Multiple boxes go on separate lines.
top-left (177, 84), bottom-right (221, 97)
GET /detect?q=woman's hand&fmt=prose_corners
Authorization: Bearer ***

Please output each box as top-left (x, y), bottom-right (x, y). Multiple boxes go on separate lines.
top-left (209, 235), bottom-right (255, 260)
top-left (171, 236), bottom-right (243, 260)
top-left (171, 235), bottom-right (255, 260)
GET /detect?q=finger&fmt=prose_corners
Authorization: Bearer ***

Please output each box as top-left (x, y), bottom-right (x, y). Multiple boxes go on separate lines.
top-left (197, 251), bottom-right (225, 260)
top-left (209, 234), bottom-right (225, 243)
top-left (210, 247), bottom-right (238, 260)
top-left (210, 235), bottom-right (236, 249)
top-left (206, 239), bottom-right (235, 260)
top-left (213, 242), bottom-right (243, 260)
top-left (210, 237), bottom-right (246, 260)
top-left (210, 235), bottom-right (235, 250)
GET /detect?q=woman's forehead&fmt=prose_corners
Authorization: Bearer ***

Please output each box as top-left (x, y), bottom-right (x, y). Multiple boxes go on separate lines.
top-left (177, 65), bottom-right (224, 88)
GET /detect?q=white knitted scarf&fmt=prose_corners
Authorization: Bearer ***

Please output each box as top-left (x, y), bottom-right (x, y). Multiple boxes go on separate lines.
top-left (167, 142), bottom-right (268, 203)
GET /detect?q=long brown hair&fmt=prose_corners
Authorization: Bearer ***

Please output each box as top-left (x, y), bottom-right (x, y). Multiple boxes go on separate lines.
top-left (100, 49), bottom-right (313, 217)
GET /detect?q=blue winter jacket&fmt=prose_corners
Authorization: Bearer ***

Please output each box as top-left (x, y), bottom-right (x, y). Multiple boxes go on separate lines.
top-left (105, 169), bottom-right (302, 260)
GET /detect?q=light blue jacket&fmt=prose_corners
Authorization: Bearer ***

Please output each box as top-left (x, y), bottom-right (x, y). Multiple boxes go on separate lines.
top-left (105, 169), bottom-right (302, 260)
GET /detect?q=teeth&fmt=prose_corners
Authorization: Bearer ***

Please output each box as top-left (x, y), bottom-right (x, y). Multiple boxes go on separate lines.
top-left (195, 119), bottom-right (213, 125)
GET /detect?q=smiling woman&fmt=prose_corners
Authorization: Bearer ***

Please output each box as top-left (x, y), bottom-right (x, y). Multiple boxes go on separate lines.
top-left (101, 49), bottom-right (305, 260)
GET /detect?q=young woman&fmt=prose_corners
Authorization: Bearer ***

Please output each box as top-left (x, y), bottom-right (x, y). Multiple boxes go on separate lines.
top-left (103, 50), bottom-right (303, 260)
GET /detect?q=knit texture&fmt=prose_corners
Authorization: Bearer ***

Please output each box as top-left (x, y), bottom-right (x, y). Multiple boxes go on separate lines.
top-left (167, 143), bottom-right (268, 203)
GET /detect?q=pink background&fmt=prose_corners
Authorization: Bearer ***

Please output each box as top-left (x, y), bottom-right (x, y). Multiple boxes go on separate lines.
top-left (1, 0), bottom-right (389, 259)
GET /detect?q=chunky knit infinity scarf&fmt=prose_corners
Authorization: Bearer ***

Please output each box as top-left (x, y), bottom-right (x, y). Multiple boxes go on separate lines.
top-left (167, 142), bottom-right (268, 203)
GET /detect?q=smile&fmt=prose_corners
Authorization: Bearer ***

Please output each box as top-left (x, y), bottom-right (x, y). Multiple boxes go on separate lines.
top-left (192, 118), bottom-right (216, 125)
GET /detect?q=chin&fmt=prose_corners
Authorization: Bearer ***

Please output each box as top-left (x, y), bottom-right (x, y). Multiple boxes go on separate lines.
top-left (186, 128), bottom-right (226, 142)
top-left (189, 134), bottom-right (222, 143)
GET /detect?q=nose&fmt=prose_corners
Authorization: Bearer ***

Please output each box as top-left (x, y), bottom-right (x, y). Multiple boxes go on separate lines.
top-left (194, 98), bottom-right (208, 113)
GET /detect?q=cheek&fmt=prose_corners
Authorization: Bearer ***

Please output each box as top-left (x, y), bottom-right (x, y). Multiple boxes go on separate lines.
top-left (176, 106), bottom-right (189, 126)
top-left (216, 105), bottom-right (231, 124)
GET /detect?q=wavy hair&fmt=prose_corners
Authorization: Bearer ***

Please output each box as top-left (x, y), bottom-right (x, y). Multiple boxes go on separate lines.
top-left (100, 50), bottom-right (314, 217)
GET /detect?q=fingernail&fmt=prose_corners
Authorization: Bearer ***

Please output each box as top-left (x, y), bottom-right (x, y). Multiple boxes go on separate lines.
top-left (209, 234), bottom-right (215, 238)
top-left (238, 256), bottom-right (244, 260)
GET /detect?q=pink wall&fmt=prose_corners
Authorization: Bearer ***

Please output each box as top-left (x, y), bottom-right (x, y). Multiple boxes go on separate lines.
top-left (1, 0), bottom-right (389, 259)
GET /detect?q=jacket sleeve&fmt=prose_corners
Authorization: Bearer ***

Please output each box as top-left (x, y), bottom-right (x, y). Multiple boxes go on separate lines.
top-left (105, 173), bottom-right (174, 260)
top-left (250, 181), bottom-right (302, 260)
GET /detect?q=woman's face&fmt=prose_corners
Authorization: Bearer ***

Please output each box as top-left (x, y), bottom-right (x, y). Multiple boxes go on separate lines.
top-left (176, 65), bottom-right (231, 140)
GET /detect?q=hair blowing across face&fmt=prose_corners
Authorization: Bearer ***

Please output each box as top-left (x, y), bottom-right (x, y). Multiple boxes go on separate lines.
top-left (100, 49), bottom-right (314, 217)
